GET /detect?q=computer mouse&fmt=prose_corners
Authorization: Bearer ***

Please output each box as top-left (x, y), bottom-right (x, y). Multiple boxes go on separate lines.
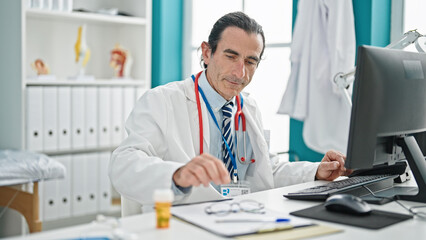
top-left (324, 194), bottom-right (372, 215)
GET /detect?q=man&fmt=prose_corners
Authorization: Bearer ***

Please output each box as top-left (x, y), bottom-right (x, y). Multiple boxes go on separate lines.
top-left (110, 12), bottom-right (351, 205)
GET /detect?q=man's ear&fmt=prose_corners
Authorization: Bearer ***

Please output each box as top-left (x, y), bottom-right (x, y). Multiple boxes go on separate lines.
top-left (201, 41), bottom-right (211, 65)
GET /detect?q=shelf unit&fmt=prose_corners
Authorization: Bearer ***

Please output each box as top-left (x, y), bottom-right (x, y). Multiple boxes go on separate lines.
top-left (26, 8), bottom-right (148, 25)
top-left (0, 0), bottom-right (152, 233)
top-left (1, 0), bottom-right (152, 150)
top-left (26, 79), bottom-right (147, 87)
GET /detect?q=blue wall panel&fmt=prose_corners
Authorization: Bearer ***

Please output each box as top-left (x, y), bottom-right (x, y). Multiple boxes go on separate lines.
top-left (152, 0), bottom-right (183, 87)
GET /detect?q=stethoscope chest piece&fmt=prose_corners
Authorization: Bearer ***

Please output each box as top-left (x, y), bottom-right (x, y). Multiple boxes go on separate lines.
top-left (234, 95), bottom-right (255, 165)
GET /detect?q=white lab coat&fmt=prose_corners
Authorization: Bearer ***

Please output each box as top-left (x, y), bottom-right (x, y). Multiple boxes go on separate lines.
top-left (278, 0), bottom-right (356, 154)
top-left (110, 76), bottom-right (320, 205)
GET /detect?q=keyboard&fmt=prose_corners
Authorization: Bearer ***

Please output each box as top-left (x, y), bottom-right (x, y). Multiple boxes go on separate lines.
top-left (283, 174), bottom-right (398, 201)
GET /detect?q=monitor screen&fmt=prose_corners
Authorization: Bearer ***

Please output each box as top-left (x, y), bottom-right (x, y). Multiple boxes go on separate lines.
top-left (345, 46), bottom-right (426, 202)
top-left (345, 46), bottom-right (426, 170)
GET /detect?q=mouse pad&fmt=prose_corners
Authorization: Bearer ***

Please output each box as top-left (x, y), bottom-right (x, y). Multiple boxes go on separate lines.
top-left (290, 204), bottom-right (412, 229)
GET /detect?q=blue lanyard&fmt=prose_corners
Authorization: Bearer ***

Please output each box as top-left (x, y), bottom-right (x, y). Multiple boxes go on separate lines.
top-left (192, 75), bottom-right (239, 177)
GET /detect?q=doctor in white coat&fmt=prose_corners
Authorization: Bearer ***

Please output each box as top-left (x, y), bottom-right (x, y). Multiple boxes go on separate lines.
top-left (109, 12), bottom-right (351, 209)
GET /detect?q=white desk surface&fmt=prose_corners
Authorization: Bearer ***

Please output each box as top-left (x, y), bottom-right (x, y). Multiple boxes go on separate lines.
top-left (6, 179), bottom-right (426, 240)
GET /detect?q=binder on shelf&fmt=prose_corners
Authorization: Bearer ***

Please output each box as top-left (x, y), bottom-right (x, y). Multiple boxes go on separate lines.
top-left (26, 87), bottom-right (43, 151)
top-left (58, 87), bottom-right (72, 151)
top-left (98, 87), bottom-right (112, 148)
top-left (123, 87), bottom-right (135, 138)
top-left (56, 155), bottom-right (72, 219)
top-left (42, 87), bottom-right (58, 152)
top-left (42, 178), bottom-right (58, 221)
top-left (71, 154), bottom-right (87, 216)
top-left (85, 152), bottom-right (99, 214)
top-left (85, 87), bottom-right (98, 149)
top-left (98, 151), bottom-right (112, 212)
top-left (71, 87), bottom-right (85, 150)
top-left (111, 87), bottom-right (123, 146)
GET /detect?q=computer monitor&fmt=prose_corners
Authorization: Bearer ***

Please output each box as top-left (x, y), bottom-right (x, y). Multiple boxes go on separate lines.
top-left (345, 45), bottom-right (426, 203)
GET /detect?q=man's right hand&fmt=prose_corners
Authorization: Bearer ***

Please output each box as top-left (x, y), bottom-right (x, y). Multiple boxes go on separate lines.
top-left (173, 153), bottom-right (231, 188)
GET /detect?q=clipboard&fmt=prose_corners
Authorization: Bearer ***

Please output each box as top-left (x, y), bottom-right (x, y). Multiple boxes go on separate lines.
top-left (171, 200), bottom-right (338, 238)
top-left (235, 224), bottom-right (342, 240)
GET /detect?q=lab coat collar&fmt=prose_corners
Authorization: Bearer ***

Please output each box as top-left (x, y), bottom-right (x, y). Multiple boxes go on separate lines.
top-left (198, 71), bottom-right (237, 112)
top-left (184, 72), bottom-right (199, 103)
top-left (183, 74), bottom-right (211, 154)
top-left (184, 70), bottom-right (243, 104)
top-left (241, 98), bottom-right (275, 190)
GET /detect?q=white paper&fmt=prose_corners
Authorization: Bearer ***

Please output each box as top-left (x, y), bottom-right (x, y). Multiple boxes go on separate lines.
top-left (177, 185), bottom-right (226, 204)
top-left (171, 200), bottom-right (312, 237)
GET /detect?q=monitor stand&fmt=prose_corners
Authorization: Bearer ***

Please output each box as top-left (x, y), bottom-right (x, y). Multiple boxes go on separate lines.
top-left (395, 136), bottom-right (426, 203)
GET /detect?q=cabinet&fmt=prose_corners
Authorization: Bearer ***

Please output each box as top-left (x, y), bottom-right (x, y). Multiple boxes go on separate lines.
top-left (0, 0), bottom-right (151, 224)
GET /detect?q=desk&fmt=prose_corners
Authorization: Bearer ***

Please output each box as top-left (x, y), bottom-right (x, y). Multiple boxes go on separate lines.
top-left (7, 179), bottom-right (426, 240)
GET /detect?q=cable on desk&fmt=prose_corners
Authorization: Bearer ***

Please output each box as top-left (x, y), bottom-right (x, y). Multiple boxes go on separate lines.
top-left (362, 185), bottom-right (426, 219)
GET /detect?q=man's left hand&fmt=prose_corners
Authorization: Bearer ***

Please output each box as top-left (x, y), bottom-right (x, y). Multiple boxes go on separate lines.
top-left (316, 150), bottom-right (352, 181)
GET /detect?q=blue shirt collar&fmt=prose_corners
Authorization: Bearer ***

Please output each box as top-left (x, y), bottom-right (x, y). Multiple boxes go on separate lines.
top-left (199, 70), bottom-right (235, 112)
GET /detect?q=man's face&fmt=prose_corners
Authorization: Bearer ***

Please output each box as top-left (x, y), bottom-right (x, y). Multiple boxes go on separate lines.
top-left (202, 27), bottom-right (263, 100)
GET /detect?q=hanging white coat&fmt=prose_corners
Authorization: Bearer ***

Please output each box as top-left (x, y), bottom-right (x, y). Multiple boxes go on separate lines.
top-left (278, 0), bottom-right (356, 154)
top-left (109, 75), bottom-right (320, 206)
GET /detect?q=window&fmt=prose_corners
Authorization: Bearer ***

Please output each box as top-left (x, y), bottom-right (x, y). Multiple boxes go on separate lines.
top-left (401, 0), bottom-right (426, 52)
top-left (404, 0), bottom-right (426, 33)
top-left (183, 0), bottom-right (293, 154)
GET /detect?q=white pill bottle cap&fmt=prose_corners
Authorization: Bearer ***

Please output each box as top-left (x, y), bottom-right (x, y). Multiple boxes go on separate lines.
top-left (153, 189), bottom-right (174, 202)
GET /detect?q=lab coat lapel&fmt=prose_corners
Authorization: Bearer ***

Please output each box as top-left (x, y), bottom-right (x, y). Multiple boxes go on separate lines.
top-left (242, 96), bottom-right (274, 190)
top-left (183, 78), bottom-right (210, 155)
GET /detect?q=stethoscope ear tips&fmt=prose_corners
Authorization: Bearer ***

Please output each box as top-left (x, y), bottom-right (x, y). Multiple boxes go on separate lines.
top-left (251, 159), bottom-right (255, 163)
top-left (240, 157), bottom-right (245, 162)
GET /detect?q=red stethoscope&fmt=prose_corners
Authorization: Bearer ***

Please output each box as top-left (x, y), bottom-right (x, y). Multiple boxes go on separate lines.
top-left (192, 71), bottom-right (255, 170)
